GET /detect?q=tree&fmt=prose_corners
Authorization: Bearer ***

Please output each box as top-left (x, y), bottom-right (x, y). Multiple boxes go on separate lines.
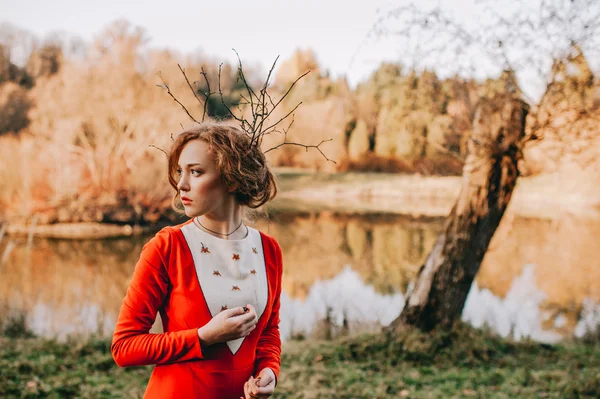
top-left (0, 82), bottom-right (32, 135)
top-left (26, 43), bottom-right (63, 79)
top-left (374, 0), bottom-right (599, 332)
top-left (372, 0), bottom-right (600, 104)
top-left (389, 93), bottom-right (529, 332)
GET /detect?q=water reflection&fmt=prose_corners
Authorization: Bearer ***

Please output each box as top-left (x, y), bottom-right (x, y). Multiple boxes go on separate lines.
top-left (0, 237), bottom-right (145, 339)
top-left (253, 213), bottom-right (444, 297)
top-left (464, 265), bottom-right (566, 343)
top-left (0, 211), bottom-right (598, 341)
top-left (279, 265), bottom-right (600, 343)
top-left (279, 267), bottom-right (405, 341)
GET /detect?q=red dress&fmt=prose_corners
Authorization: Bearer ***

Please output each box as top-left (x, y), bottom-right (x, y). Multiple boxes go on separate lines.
top-left (111, 220), bottom-right (282, 399)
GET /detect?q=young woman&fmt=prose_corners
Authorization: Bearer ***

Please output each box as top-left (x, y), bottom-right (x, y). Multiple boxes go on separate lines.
top-left (111, 123), bottom-right (283, 399)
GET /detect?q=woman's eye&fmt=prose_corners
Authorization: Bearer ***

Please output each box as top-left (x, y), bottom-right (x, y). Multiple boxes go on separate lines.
top-left (176, 169), bottom-right (182, 176)
top-left (191, 169), bottom-right (202, 176)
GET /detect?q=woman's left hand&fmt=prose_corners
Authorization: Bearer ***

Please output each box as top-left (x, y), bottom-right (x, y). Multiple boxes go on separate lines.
top-left (241, 368), bottom-right (276, 399)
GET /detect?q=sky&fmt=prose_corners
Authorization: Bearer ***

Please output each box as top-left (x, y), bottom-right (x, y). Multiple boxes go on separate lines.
top-left (1, 0), bottom-right (405, 85)
top-left (1, 0), bottom-right (598, 100)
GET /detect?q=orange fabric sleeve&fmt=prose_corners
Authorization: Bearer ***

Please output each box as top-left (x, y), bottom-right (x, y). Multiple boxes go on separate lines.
top-left (254, 236), bottom-right (283, 381)
top-left (111, 228), bottom-right (203, 367)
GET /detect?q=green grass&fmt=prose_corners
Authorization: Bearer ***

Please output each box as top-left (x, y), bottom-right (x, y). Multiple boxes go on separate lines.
top-left (277, 324), bottom-right (600, 398)
top-left (1, 324), bottom-right (598, 398)
top-left (0, 338), bottom-right (148, 398)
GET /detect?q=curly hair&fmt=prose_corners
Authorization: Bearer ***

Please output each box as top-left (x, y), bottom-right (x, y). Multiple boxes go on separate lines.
top-left (167, 122), bottom-right (278, 211)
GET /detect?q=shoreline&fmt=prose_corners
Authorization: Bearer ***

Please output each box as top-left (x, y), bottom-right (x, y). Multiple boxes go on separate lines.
top-left (4, 222), bottom-right (157, 240)
top-left (273, 169), bottom-right (600, 219)
top-left (3, 170), bottom-right (599, 239)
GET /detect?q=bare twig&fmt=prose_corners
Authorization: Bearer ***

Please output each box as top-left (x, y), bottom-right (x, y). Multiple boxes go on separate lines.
top-left (217, 63), bottom-right (245, 125)
top-left (157, 51), bottom-right (333, 163)
top-left (178, 64), bottom-right (203, 111)
top-left (156, 71), bottom-right (199, 123)
top-left (261, 70), bottom-right (311, 126)
top-left (261, 101), bottom-right (303, 135)
top-left (149, 144), bottom-right (168, 157)
top-left (177, 64), bottom-right (214, 122)
top-left (264, 138), bottom-right (336, 164)
top-left (252, 55), bottom-right (280, 144)
top-left (199, 67), bottom-right (213, 121)
top-left (233, 49), bottom-right (259, 135)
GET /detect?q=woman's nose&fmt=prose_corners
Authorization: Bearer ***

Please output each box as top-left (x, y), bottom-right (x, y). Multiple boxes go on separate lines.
top-left (177, 175), bottom-right (189, 192)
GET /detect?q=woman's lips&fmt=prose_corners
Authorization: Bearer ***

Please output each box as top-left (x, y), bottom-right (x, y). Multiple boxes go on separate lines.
top-left (181, 197), bottom-right (192, 205)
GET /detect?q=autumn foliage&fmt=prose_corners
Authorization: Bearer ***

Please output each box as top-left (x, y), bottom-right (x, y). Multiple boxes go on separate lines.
top-left (0, 20), bottom-right (598, 224)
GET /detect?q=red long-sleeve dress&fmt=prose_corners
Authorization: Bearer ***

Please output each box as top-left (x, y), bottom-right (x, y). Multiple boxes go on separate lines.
top-left (111, 220), bottom-right (282, 399)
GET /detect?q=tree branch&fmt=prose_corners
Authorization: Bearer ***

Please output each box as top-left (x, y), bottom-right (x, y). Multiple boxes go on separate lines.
top-left (156, 71), bottom-right (199, 123)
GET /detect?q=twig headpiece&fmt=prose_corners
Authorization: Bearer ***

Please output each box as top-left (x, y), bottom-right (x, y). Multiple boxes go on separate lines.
top-left (156, 50), bottom-right (335, 163)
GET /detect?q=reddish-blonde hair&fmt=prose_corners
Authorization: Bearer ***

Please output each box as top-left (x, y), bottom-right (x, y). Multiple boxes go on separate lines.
top-left (168, 123), bottom-right (277, 210)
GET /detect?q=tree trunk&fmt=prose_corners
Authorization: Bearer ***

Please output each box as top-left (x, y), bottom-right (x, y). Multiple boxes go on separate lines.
top-left (389, 94), bottom-right (530, 333)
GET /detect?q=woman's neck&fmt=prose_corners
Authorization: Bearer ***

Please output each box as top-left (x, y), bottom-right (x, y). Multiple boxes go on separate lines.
top-left (196, 208), bottom-right (246, 240)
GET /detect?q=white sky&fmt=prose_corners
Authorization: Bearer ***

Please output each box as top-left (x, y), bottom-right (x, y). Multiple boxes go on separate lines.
top-left (1, 0), bottom-right (405, 84)
top-left (1, 0), bottom-right (598, 100)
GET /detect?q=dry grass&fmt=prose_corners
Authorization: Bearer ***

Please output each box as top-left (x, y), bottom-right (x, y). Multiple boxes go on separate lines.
top-left (0, 132), bottom-right (171, 225)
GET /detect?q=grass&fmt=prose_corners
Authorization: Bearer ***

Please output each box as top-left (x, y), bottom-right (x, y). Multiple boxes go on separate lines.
top-left (277, 324), bottom-right (600, 398)
top-left (1, 324), bottom-right (598, 398)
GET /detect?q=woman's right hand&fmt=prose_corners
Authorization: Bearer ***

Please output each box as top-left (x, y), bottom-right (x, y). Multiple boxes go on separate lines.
top-left (197, 304), bottom-right (258, 346)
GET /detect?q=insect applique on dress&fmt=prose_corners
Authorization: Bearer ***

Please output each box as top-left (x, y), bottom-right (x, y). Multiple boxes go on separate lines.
top-left (200, 243), bottom-right (210, 254)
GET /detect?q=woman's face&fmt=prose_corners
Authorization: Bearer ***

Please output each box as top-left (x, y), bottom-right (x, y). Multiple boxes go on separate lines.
top-left (176, 139), bottom-right (232, 218)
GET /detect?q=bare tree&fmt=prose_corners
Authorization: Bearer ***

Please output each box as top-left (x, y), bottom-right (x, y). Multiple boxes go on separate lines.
top-left (373, 0), bottom-right (599, 332)
top-left (389, 93), bottom-right (530, 332)
top-left (371, 0), bottom-right (600, 104)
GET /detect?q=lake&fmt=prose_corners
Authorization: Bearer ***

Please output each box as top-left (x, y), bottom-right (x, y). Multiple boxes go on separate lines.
top-left (0, 210), bottom-right (598, 343)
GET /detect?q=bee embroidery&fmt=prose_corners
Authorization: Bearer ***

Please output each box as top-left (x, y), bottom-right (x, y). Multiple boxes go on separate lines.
top-left (252, 247), bottom-right (258, 254)
top-left (213, 270), bottom-right (222, 276)
top-left (221, 305), bottom-right (228, 311)
top-left (250, 269), bottom-right (257, 275)
top-left (232, 254), bottom-right (240, 261)
top-left (201, 243), bottom-right (210, 254)
top-left (232, 286), bottom-right (241, 291)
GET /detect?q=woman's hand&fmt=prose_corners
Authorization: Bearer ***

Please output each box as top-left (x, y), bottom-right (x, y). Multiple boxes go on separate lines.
top-left (197, 304), bottom-right (258, 346)
top-left (242, 368), bottom-right (276, 399)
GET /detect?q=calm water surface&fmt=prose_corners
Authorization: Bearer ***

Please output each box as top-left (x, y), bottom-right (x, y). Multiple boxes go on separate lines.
top-left (1, 211), bottom-right (598, 343)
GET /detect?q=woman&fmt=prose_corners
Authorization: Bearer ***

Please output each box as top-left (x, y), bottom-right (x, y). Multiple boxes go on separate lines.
top-left (111, 123), bottom-right (282, 399)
